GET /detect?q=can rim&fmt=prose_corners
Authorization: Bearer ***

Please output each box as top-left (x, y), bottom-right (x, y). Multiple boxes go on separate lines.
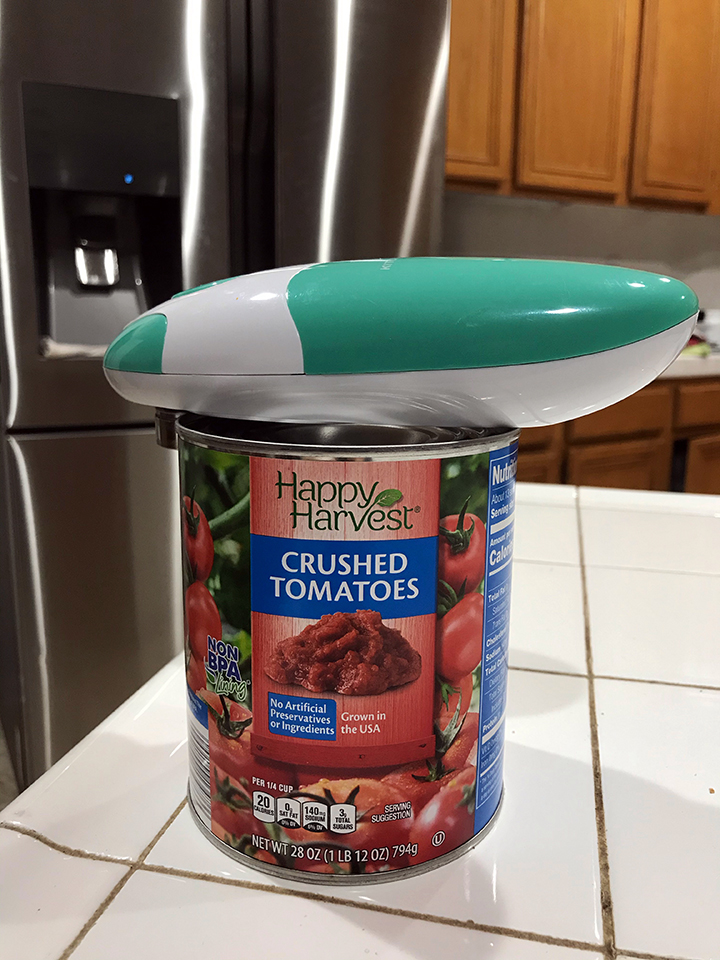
top-left (176, 414), bottom-right (519, 461)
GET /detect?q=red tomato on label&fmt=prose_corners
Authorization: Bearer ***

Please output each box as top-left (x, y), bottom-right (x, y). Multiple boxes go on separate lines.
top-left (202, 692), bottom-right (253, 779)
top-left (443, 712), bottom-right (479, 770)
top-left (186, 654), bottom-right (206, 693)
top-left (436, 593), bottom-right (484, 683)
top-left (185, 582), bottom-right (221, 661)
top-left (438, 509), bottom-right (486, 596)
top-left (210, 762), bottom-right (271, 856)
top-left (292, 778), bottom-right (412, 866)
top-left (254, 849), bottom-right (280, 864)
top-left (299, 861), bottom-right (345, 875)
top-left (381, 759), bottom-right (460, 811)
top-left (295, 860), bottom-right (391, 876)
top-left (201, 692), bottom-right (298, 794)
top-left (434, 674), bottom-right (474, 734)
top-left (211, 791), bottom-right (262, 840)
top-left (409, 766), bottom-right (476, 863)
top-left (203, 693), bottom-right (252, 771)
top-left (209, 761), bottom-right (288, 868)
top-left (203, 690), bottom-right (250, 719)
top-left (183, 496), bottom-right (214, 582)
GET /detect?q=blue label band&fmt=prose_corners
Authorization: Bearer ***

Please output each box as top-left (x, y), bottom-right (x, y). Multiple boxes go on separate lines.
top-left (268, 693), bottom-right (337, 740)
top-left (187, 686), bottom-right (209, 729)
top-left (475, 440), bottom-right (517, 834)
top-left (251, 534), bottom-right (437, 619)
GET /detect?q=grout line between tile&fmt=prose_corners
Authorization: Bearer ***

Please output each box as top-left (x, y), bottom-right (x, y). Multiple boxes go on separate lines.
top-left (584, 561), bottom-right (720, 579)
top-left (506, 664), bottom-right (720, 697)
top-left (618, 950), bottom-right (705, 960)
top-left (594, 673), bottom-right (720, 694)
top-left (512, 557), bottom-right (581, 569)
top-left (0, 822), bottom-right (132, 865)
top-left (55, 799), bottom-right (187, 960)
top-left (136, 798), bottom-right (188, 863)
top-left (5, 800), bottom-right (688, 959)
top-left (508, 664), bottom-right (588, 679)
top-left (0, 805), bottom-right (606, 956)
top-left (135, 860), bottom-right (604, 953)
top-left (576, 498), bottom-right (616, 960)
top-left (55, 866), bottom-right (136, 960)
top-left (509, 665), bottom-right (720, 694)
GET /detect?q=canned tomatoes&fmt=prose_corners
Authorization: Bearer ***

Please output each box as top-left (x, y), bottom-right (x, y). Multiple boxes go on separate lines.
top-left (178, 416), bottom-right (518, 882)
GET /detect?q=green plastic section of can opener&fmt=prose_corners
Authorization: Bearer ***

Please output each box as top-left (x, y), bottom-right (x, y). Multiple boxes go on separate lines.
top-left (286, 258), bottom-right (698, 374)
top-left (104, 312), bottom-right (167, 373)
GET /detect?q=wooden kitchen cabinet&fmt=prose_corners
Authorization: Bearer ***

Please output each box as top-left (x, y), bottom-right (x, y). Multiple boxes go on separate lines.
top-left (675, 381), bottom-right (720, 429)
top-left (567, 436), bottom-right (671, 489)
top-left (567, 384), bottom-right (672, 440)
top-left (516, 0), bottom-right (641, 196)
top-left (447, 0), bottom-right (720, 214)
top-left (509, 380), bottom-right (720, 493)
top-left (565, 378), bottom-right (720, 494)
top-left (517, 423), bottom-right (563, 482)
top-left (631, 0), bottom-right (720, 204)
top-left (673, 380), bottom-right (720, 494)
top-left (446, 0), bottom-right (518, 182)
top-left (685, 433), bottom-right (720, 493)
top-left (518, 424), bottom-right (563, 449)
top-left (516, 449), bottom-right (562, 483)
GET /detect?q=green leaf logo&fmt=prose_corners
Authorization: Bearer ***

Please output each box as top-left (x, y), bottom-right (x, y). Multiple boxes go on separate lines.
top-left (373, 488), bottom-right (403, 507)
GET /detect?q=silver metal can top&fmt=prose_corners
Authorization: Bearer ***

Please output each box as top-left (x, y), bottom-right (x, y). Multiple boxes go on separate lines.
top-left (175, 414), bottom-right (518, 462)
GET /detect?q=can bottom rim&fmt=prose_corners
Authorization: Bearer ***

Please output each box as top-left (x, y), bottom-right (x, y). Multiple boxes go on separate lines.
top-left (187, 785), bottom-right (504, 886)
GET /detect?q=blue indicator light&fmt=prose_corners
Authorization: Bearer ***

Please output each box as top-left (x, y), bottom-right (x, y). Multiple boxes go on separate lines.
top-left (123, 173), bottom-right (134, 184)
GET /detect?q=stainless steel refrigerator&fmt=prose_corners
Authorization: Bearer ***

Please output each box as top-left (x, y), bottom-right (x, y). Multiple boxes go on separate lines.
top-left (0, 0), bottom-right (449, 789)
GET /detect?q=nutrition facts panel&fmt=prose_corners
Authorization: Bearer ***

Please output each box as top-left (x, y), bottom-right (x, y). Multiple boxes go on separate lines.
top-left (475, 439), bottom-right (517, 833)
top-left (252, 792), bottom-right (357, 833)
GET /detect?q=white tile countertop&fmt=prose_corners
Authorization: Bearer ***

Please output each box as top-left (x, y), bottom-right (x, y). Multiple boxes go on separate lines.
top-left (2, 482), bottom-right (719, 960)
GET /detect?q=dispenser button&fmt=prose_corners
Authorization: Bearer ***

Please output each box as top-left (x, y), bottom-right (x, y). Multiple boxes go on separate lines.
top-left (74, 247), bottom-right (119, 287)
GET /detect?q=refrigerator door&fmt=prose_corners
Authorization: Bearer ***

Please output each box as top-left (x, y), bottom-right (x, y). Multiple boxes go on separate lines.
top-left (236, 0), bottom-right (450, 270)
top-left (0, 429), bottom-right (182, 787)
top-left (0, 0), bottom-right (230, 431)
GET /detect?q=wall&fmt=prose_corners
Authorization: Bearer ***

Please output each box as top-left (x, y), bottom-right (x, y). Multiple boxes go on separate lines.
top-left (442, 190), bottom-right (720, 309)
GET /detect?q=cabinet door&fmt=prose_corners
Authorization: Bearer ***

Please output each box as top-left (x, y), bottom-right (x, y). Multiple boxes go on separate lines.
top-left (446, 0), bottom-right (518, 182)
top-left (567, 384), bottom-right (672, 440)
top-left (675, 381), bottom-right (720, 430)
top-left (685, 434), bottom-right (720, 494)
top-left (517, 0), bottom-right (640, 195)
top-left (518, 423), bottom-right (564, 451)
top-left (567, 438), bottom-right (670, 490)
top-left (631, 0), bottom-right (720, 204)
top-left (517, 449), bottom-right (562, 484)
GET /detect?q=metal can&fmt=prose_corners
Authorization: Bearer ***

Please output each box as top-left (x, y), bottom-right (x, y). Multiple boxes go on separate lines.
top-left (177, 414), bottom-right (518, 883)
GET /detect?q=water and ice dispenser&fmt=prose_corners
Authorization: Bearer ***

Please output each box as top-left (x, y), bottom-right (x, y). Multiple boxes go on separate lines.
top-left (1, 78), bottom-right (194, 788)
top-left (23, 82), bottom-right (182, 356)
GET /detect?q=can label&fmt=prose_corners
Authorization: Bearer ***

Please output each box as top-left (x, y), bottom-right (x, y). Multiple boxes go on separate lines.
top-left (180, 437), bottom-right (517, 877)
top-left (250, 457), bottom-right (439, 769)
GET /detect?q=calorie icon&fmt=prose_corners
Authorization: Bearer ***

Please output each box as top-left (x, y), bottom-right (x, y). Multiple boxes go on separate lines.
top-left (252, 791), bottom-right (276, 823)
